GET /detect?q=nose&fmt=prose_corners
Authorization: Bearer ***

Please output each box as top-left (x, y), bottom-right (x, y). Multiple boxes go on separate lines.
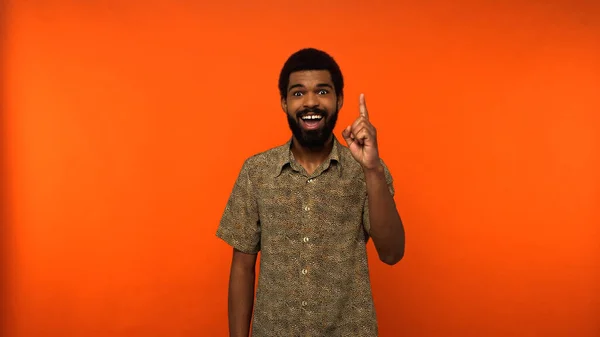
top-left (302, 92), bottom-right (320, 108)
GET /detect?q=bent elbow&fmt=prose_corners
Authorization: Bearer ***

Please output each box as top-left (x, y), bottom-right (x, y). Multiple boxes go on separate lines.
top-left (375, 230), bottom-right (406, 265)
top-left (380, 249), bottom-right (404, 266)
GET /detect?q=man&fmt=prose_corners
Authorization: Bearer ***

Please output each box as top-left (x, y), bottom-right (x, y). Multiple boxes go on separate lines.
top-left (216, 48), bottom-right (405, 337)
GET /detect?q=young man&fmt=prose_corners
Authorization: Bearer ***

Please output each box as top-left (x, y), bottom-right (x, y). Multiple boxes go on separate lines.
top-left (216, 48), bottom-right (405, 337)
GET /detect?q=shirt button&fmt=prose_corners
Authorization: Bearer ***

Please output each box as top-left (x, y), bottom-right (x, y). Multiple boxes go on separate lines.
top-left (307, 178), bottom-right (313, 183)
top-left (301, 301), bottom-right (308, 306)
top-left (301, 268), bottom-right (308, 275)
top-left (303, 237), bottom-right (309, 243)
top-left (304, 206), bottom-right (310, 211)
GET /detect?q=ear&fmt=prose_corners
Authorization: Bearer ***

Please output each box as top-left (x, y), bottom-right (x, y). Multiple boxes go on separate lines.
top-left (281, 97), bottom-right (287, 113)
top-left (337, 95), bottom-right (344, 111)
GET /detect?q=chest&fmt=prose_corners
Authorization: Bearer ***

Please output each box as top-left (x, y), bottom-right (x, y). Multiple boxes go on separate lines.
top-left (255, 172), bottom-right (367, 241)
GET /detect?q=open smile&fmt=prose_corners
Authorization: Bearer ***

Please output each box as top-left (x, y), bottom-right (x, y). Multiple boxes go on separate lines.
top-left (299, 114), bottom-right (324, 130)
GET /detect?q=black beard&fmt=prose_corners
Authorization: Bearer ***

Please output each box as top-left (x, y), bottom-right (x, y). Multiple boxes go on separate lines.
top-left (286, 107), bottom-right (338, 149)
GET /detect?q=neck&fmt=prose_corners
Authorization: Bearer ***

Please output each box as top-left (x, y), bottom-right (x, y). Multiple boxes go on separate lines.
top-left (291, 135), bottom-right (334, 173)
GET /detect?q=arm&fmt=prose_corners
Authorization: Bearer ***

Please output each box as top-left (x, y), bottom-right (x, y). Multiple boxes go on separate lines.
top-left (341, 93), bottom-right (405, 266)
top-left (364, 164), bottom-right (405, 265)
top-left (215, 159), bottom-right (261, 336)
top-left (228, 248), bottom-right (258, 337)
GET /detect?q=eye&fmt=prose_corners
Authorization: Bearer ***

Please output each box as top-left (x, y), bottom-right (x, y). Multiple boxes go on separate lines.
top-left (318, 89), bottom-right (329, 95)
top-left (292, 91), bottom-right (303, 97)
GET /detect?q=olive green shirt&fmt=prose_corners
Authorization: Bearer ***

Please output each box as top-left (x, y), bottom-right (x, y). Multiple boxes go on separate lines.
top-left (216, 136), bottom-right (394, 337)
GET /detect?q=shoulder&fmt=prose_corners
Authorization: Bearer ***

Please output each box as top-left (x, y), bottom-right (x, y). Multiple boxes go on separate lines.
top-left (238, 141), bottom-right (289, 179)
top-left (338, 145), bottom-right (363, 176)
top-left (243, 142), bottom-right (287, 167)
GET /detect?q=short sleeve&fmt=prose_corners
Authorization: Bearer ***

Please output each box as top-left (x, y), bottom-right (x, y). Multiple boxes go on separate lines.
top-left (216, 159), bottom-right (261, 254)
top-left (363, 159), bottom-right (395, 235)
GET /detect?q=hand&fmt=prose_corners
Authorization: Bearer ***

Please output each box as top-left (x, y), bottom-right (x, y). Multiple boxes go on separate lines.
top-left (342, 93), bottom-right (381, 171)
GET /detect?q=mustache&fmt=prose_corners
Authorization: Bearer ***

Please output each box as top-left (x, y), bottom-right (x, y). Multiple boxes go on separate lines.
top-left (296, 108), bottom-right (328, 118)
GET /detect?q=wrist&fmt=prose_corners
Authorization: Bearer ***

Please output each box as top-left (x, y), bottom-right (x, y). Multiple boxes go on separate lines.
top-left (363, 162), bottom-right (384, 176)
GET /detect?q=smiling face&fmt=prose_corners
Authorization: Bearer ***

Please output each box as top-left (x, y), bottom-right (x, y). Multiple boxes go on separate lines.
top-left (282, 70), bottom-right (344, 149)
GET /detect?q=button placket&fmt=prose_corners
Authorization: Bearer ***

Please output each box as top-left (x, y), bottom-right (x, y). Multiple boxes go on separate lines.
top-left (299, 175), bottom-right (316, 312)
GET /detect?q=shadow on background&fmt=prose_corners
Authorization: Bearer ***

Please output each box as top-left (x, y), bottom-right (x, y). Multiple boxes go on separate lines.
top-left (0, 0), bottom-right (8, 335)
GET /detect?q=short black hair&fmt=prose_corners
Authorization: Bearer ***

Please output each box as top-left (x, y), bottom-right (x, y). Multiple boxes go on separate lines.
top-left (278, 48), bottom-right (344, 100)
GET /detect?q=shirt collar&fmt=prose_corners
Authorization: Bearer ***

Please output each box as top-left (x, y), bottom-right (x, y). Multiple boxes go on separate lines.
top-left (274, 136), bottom-right (342, 177)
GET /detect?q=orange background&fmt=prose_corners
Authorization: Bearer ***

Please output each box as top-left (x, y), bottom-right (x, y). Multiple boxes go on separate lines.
top-left (2, 1), bottom-right (599, 336)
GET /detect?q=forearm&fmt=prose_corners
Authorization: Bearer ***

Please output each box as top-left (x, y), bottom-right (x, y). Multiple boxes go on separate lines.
top-left (228, 265), bottom-right (256, 337)
top-left (364, 164), bottom-right (405, 265)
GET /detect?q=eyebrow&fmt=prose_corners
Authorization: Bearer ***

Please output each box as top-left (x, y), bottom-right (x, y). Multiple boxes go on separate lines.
top-left (288, 83), bottom-right (334, 92)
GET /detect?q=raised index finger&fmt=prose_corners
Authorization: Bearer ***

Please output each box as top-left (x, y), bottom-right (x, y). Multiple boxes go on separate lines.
top-left (359, 93), bottom-right (369, 119)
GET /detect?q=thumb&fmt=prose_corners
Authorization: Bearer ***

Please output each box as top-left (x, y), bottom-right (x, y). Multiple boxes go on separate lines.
top-left (341, 125), bottom-right (353, 146)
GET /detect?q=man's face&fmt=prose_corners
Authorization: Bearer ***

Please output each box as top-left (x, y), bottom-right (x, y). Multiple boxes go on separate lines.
top-left (282, 70), bottom-right (343, 148)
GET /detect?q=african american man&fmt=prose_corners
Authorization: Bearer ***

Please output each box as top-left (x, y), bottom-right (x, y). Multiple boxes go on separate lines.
top-left (216, 47), bottom-right (405, 337)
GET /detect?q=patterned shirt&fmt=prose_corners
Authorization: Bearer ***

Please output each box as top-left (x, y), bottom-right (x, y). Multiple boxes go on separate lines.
top-left (216, 136), bottom-right (394, 337)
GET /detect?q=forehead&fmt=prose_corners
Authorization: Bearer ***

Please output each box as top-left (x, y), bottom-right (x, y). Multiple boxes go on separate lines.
top-left (288, 70), bottom-right (333, 88)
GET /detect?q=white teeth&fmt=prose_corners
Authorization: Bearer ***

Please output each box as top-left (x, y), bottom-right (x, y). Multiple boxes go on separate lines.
top-left (301, 115), bottom-right (323, 120)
